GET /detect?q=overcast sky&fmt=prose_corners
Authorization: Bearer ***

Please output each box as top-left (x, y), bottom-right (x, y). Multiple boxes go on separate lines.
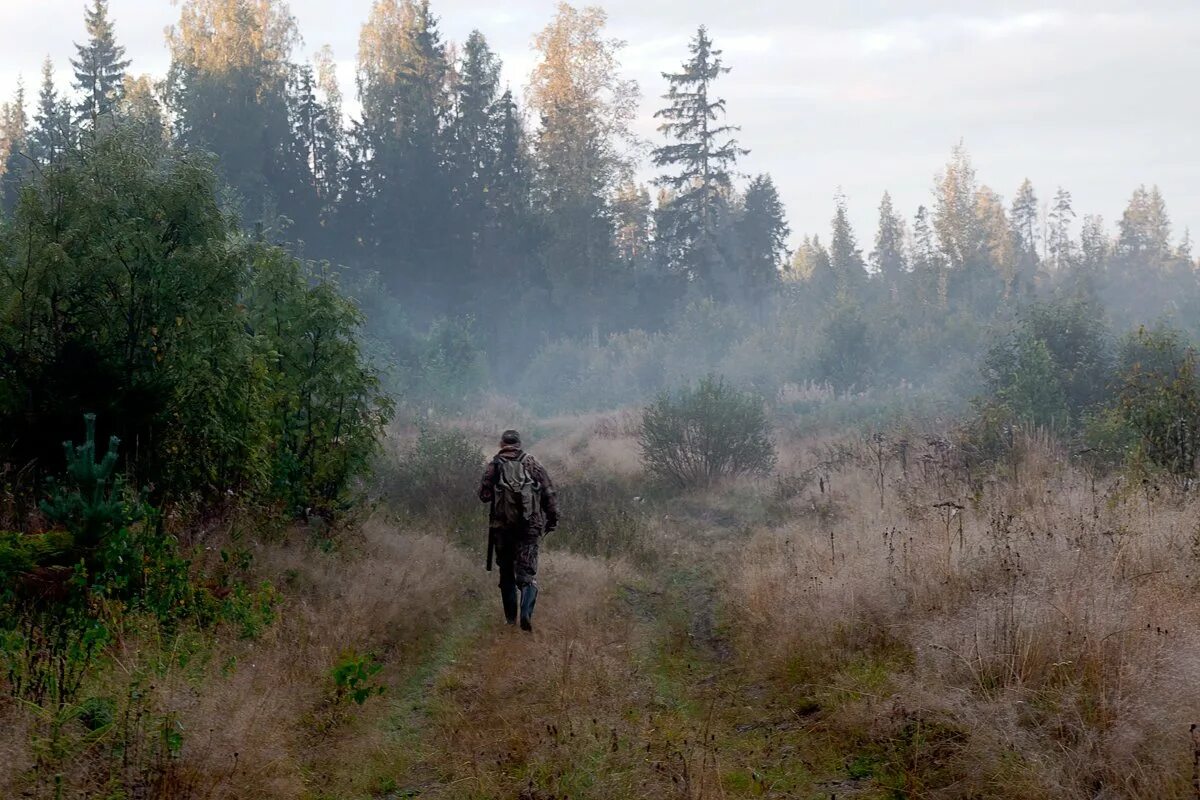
top-left (1, 0), bottom-right (1197, 248)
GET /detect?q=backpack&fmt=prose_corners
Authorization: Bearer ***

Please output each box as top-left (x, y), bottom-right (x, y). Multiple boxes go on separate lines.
top-left (493, 452), bottom-right (540, 526)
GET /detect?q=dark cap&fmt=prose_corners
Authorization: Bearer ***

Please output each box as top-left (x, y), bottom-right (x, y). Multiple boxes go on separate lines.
top-left (500, 429), bottom-right (522, 446)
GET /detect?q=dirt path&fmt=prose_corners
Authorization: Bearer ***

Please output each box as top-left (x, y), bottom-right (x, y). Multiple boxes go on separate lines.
top-left (370, 525), bottom-right (872, 800)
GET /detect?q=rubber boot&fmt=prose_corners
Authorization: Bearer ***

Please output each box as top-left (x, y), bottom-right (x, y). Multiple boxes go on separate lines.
top-left (519, 583), bottom-right (538, 632)
top-left (501, 584), bottom-right (518, 625)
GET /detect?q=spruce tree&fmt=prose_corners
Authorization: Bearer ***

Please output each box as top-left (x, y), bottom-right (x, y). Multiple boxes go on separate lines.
top-left (312, 46), bottom-right (344, 207)
top-left (1079, 214), bottom-right (1108, 276)
top-left (357, 0), bottom-right (454, 302)
top-left (737, 174), bottom-right (789, 309)
top-left (31, 58), bottom-right (72, 166)
top-left (829, 193), bottom-right (867, 299)
top-left (652, 26), bottom-right (746, 297)
top-left (1, 82), bottom-right (30, 211)
top-left (1117, 185), bottom-right (1171, 259)
top-left (871, 191), bottom-right (906, 293)
top-left (448, 30), bottom-right (503, 296)
top-left (912, 204), bottom-right (945, 308)
top-left (287, 60), bottom-right (341, 214)
top-left (72, 0), bottom-right (131, 125)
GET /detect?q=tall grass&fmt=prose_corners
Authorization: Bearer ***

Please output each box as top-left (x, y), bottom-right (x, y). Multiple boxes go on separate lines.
top-left (731, 429), bottom-right (1200, 797)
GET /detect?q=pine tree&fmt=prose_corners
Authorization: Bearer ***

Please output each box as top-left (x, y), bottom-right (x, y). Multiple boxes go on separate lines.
top-left (30, 58), bottom-right (72, 166)
top-left (72, 0), bottom-right (131, 126)
top-left (1010, 178), bottom-right (1039, 284)
top-left (870, 191), bottom-right (906, 293)
top-left (1046, 187), bottom-right (1075, 271)
top-left (652, 26), bottom-right (746, 297)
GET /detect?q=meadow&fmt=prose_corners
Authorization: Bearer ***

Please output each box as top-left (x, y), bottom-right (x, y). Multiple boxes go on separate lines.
top-left (5, 396), bottom-right (1197, 799)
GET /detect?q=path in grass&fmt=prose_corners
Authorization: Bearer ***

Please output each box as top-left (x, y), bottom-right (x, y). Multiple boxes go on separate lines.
top-left (364, 505), bottom-right (889, 800)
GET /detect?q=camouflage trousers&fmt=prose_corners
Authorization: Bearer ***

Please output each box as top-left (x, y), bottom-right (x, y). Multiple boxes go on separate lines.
top-left (494, 526), bottom-right (542, 590)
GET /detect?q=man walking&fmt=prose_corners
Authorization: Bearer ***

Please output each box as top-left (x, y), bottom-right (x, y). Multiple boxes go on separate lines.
top-left (479, 430), bottom-right (558, 631)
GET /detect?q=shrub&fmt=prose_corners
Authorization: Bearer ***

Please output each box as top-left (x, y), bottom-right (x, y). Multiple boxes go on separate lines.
top-left (245, 252), bottom-right (392, 514)
top-left (549, 476), bottom-right (655, 566)
top-left (1, 417), bottom-right (203, 704)
top-left (814, 300), bottom-right (875, 392)
top-left (977, 300), bottom-right (1114, 432)
top-left (389, 316), bottom-right (489, 413)
top-left (1116, 325), bottom-right (1200, 476)
top-left (0, 129), bottom-right (389, 514)
top-left (640, 375), bottom-right (776, 487)
top-left (389, 427), bottom-right (485, 518)
top-left (981, 333), bottom-right (1069, 430)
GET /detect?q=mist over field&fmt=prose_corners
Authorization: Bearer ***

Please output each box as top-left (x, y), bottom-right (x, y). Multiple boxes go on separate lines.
top-left (2, 1), bottom-right (1200, 798)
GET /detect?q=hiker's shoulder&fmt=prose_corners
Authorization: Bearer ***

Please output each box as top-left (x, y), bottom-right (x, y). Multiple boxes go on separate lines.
top-left (523, 452), bottom-right (551, 473)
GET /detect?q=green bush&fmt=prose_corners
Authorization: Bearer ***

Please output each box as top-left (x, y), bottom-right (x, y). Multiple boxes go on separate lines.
top-left (1, 418), bottom-right (206, 704)
top-left (982, 333), bottom-right (1070, 430)
top-left (389, 427), bottom-right (485, 518)
top-left (0, 128), bottom-right (389, 514)
top-left (814, 300), bottom-right (876, 392)
top-left (964, 300), bottom-right (1117, 466)
top-left (390, 316), bottom-right (489, 413)
top-left (640, 375), bottom-right (776, 487)
top-left (1116, 326), bottom-right (1200, 476)
top-left (245, 252), bottom-right (392, 514)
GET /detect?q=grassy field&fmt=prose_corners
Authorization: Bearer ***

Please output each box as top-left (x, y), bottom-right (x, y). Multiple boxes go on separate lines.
top-left (4, 409), bottom-right (1200, 798)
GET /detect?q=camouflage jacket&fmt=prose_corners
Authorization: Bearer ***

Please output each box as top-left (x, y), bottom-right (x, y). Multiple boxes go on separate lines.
top-left (478, 445), bottom-right (559, 532)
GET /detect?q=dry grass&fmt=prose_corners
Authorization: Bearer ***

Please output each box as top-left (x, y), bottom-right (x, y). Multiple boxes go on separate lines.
top-left (731, 430), bottom-right (1200, 797)
top-left (0, 516), bottom-right (480, 799)
top-left (404, 551), bottom-right (657, 799)
top-left (10, 411), bottom-right (1200, 798)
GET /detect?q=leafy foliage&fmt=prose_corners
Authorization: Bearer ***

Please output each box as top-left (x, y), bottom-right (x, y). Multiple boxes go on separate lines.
top-left (978, 300), bottom-right (1113, 432)
top-left (2, 418), bottom-right (206, 704)
top-left (0, 129), bottom-right (389, 513)
top-left (1116, 326), bottom-right (1200, 476)
top-left (388, 426), bottom-right (485, 519)
top-left (331, 649), bottom-right (386, 706)
top-left (640, 375), bottom-right (776, 487)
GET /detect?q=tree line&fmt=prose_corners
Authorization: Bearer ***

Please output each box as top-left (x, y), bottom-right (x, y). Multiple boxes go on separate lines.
top-left (1, 0), bottom-right (1197, 411)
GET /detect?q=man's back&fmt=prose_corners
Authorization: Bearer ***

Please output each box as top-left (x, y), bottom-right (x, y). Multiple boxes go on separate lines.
top-left (479, 444), bottom-right (558, 533)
